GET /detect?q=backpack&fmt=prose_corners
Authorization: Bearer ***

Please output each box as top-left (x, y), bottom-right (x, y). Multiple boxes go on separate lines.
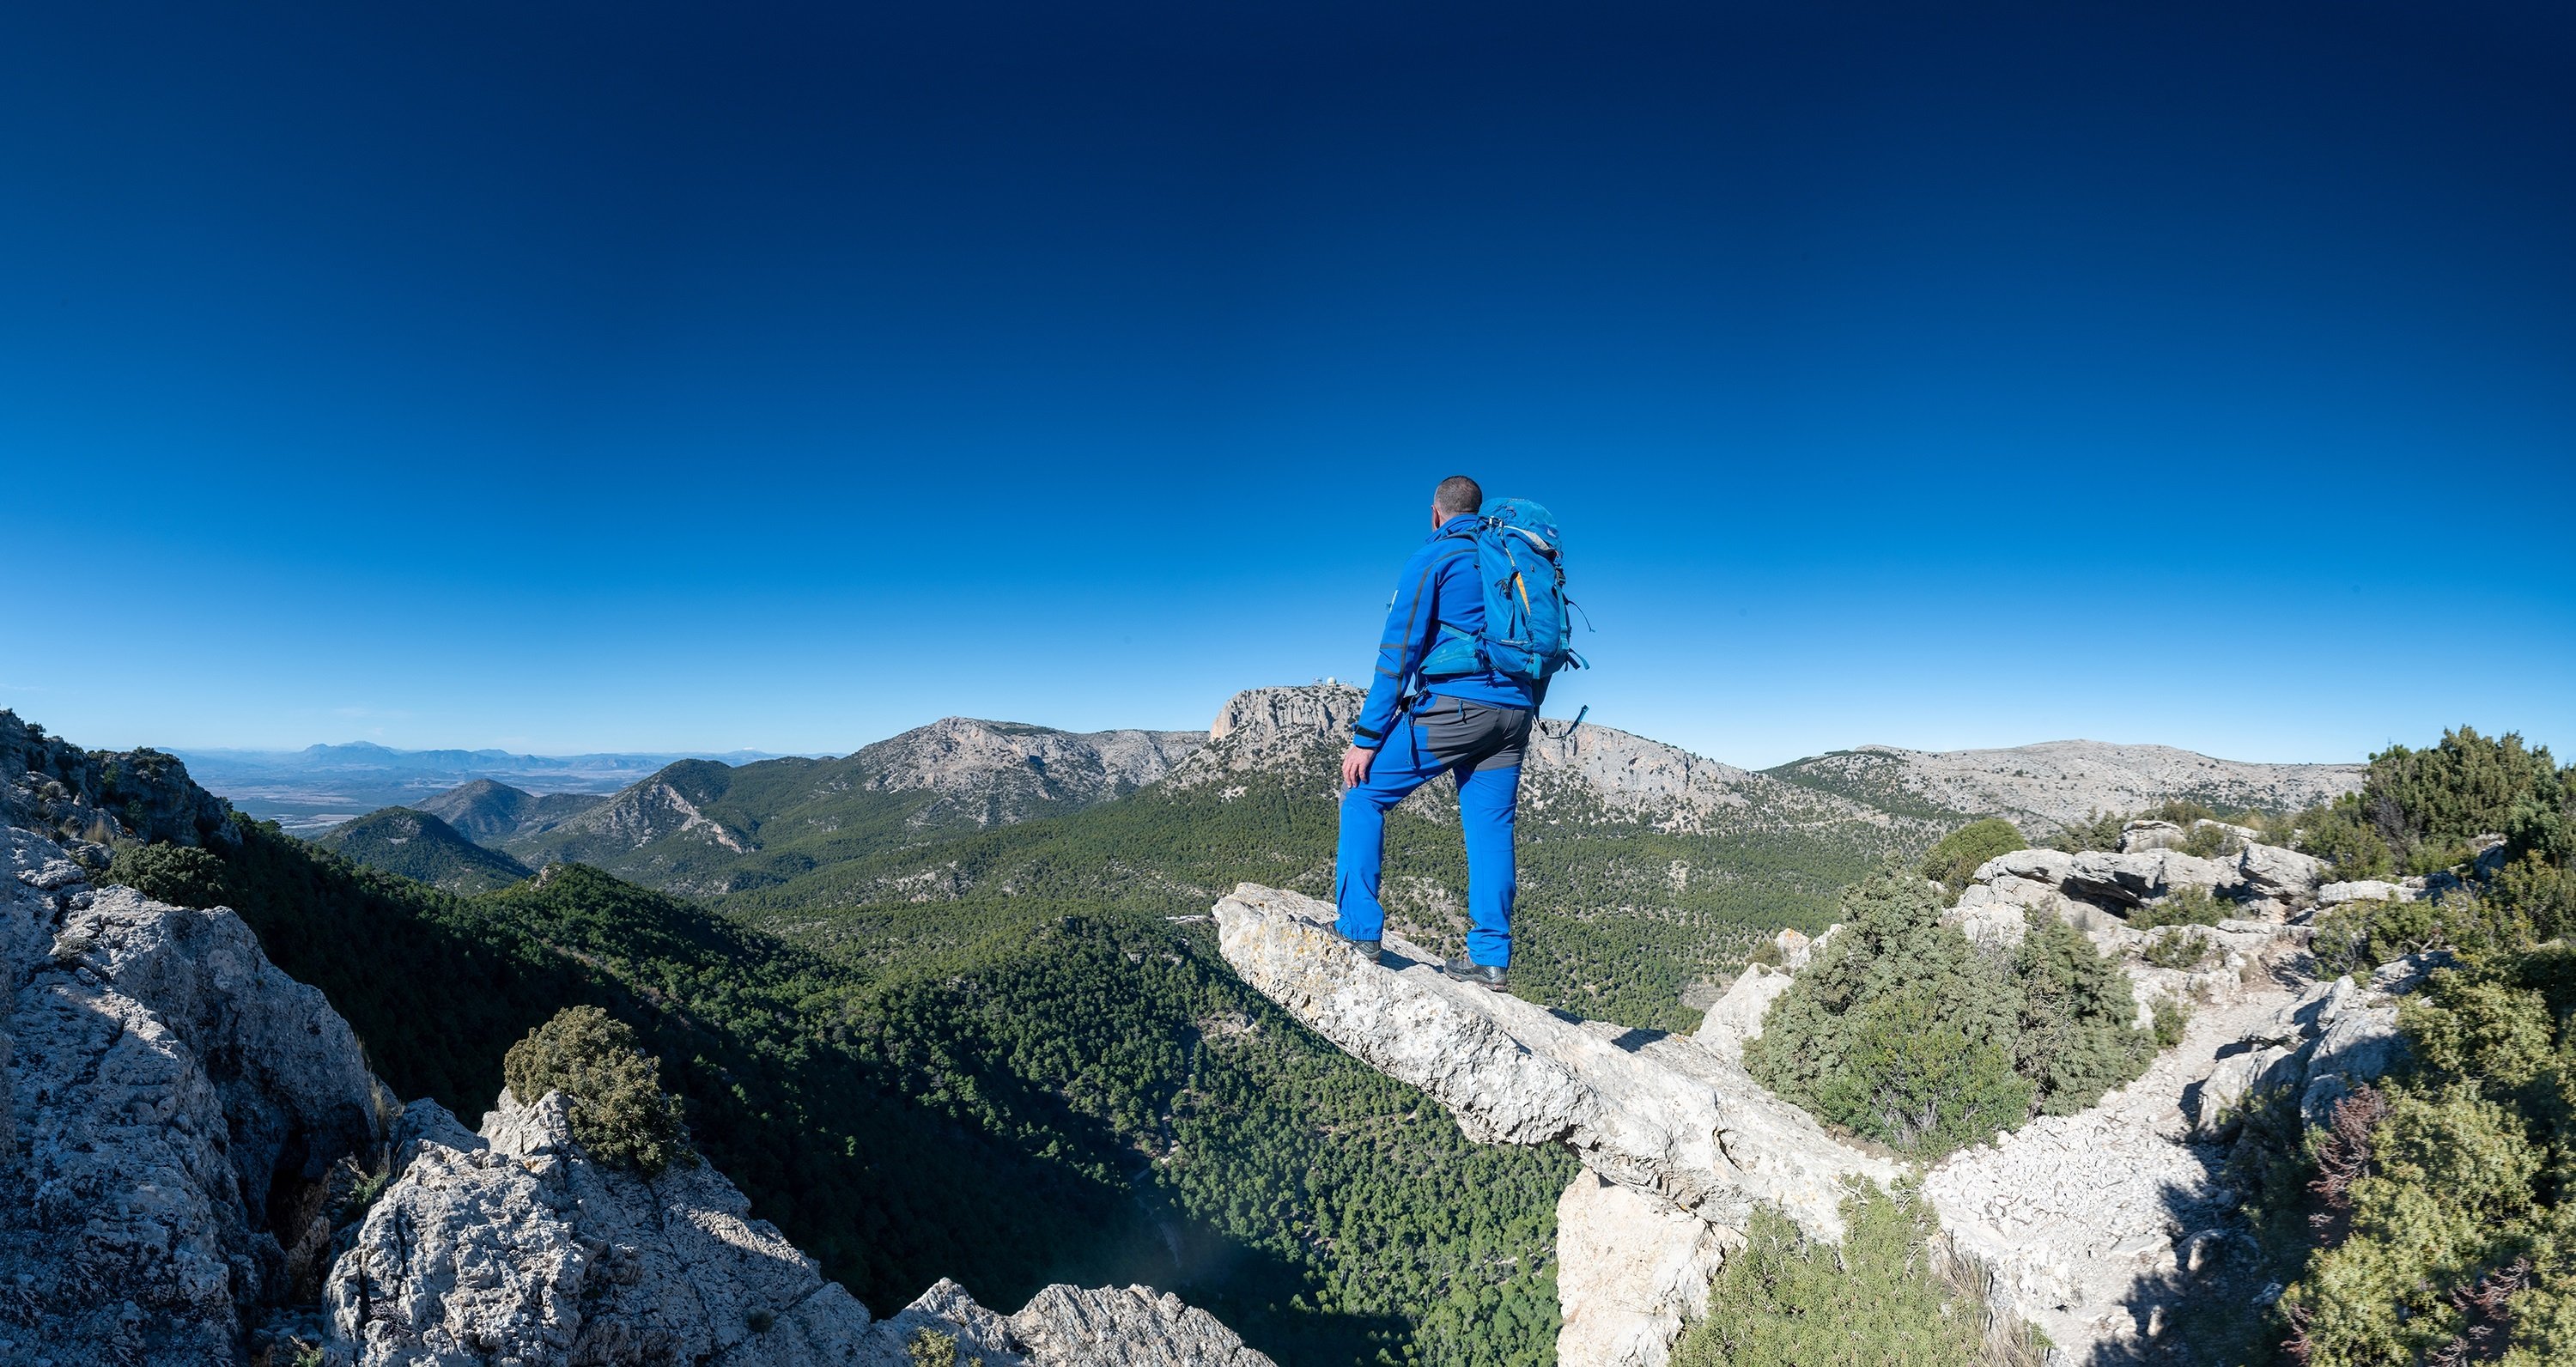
top-left (1415, 497), bottom-right (1589, 691)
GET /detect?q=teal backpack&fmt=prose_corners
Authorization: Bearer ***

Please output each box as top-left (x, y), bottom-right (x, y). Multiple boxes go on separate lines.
top-left (1417, 497), bottom-right (1589, 692)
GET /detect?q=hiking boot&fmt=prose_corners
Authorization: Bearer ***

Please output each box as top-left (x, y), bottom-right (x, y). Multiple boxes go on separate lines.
top-left (1330, 927), bottom-right (1386, 965)
top-left (1442, 957), bottom-right (1508, 991)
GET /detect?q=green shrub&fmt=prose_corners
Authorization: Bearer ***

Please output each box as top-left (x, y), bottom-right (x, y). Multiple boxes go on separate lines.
top-left (2362, 726), bottom-right (2557, 875)
top-left (106, 841), bottom-right (234, 908)
top-left (2141, 927), bottom-right (2216, 971)
top-left (2149, 998), bottom-right (2189, 1050)
top-left (2044, 811), bottom-right (2128, 854)
top-left (1808, 984), bottom-right (2033, 1154)
top-left (2010, 914), bottom-right (2156, 1117)
top-left (2273, 945), bottom-right (2576, 1367)
top-left (2130, 884), bottom-right (2227, 931)
top-left (1747, 866), bottom-right (2153, 1156)
top-left (2291, 795), bottom-right (2396, 880)
top-left (1921, 819), bottom-right (2026, 893)
top-left (2178, 822), bottom-right (2241, 858)
top-left (1672, 1185), bottom-right (2001, 1367)
top-left (908, 1328), bottom-right (960, 1367)
top-left (2309, 892), bottom-right (2530, 979)
top-left (502, 1006), bottom-right (696, 1177)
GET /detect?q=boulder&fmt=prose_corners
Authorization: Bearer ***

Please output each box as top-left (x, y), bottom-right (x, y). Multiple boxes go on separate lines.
top-left (2239, 843), bottom-right (2327, 898)
top-left (1974, 848), bottom-right (2077, 887)
top-left (2318, 879), bottom-right (2410, 907)
top-left (1970, 848), bottom-right (2233, 909)
top-left (2190, 1045), bottom-right (2302, 1138)
top-left (2369, 951), bottom-right (2456, 996)
top-left (1945, 893), bottom-right (2032, 951)
top-left (2301, 1000), bottom-right (2403, 1127)
top-left (1692, 963), bottom-right (1793, 1063)
top-left (2118, 819), bottom-right (2184, 853)
top-left (1004, 1285), bottom-right (1276, 1367)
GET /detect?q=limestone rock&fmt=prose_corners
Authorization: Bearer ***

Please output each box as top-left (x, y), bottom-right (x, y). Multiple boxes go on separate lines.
top-left (1554, 1172), bottom-right (1735, 1367)
top-left (1944, 890), bottom-right (2032, 951)
top-left (0, 823), bottom-right (386, 1367)
top-left (2368, 951), bottom-right (2455, 995)
top-left (1214, 882), bottom-right (1893, 1239)
top-left (1691, 963), bottom-right (1792, 1063)
top-left (1005, 1284), bottom-right (1275, 1366)
top-left (2190, 1045), bottom-right (2301, 1138)
top-left (336, 1088), bottom-right (1273, 1367)
top-left (334, 1087), bottom-right (881, 1366)
top-left (2118, 819), bottom-right (2184, 853)
top-left (2238, 842), bottom-right (2327, 898)
top-left (2, 708), bottom-right (235, 851)
top-left (1971, 847), bottom-right (2238, 913)
top-left (2300, 983), bottom-right (2403, 1126)
top-left (2318, 879), bottom-right (2411, 907)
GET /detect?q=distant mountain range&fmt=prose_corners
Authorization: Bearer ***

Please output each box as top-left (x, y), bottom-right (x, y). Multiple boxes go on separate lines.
top-left (270, 687), bottom-right (2359, 1030)
top-left (173, 741), bottom-right (788, 834)
top-left (497, 718), bottom-right (1206, 896)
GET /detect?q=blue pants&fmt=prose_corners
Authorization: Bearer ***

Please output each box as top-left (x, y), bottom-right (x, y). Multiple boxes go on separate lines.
top-left (1334, 699), bottom-right (1530, 967)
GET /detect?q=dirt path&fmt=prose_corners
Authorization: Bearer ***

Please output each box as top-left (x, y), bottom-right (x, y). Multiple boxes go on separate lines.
top-left (1923, 965), bottom-right (2306, 1363)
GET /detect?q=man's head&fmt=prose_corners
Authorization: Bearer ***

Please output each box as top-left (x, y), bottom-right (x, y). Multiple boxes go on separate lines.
top-left (1432, 475), bottom-right (1484, 525)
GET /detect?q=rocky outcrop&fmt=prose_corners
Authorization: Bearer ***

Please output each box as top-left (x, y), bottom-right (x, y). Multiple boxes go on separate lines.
top-left (1555, 1172), bottom-right (1735, 1367)
top-left (1965, 833), bottom-right (2336, 927)
top-left (0, 812), bottom-right (388, 1366)
top-left (1214, 882), bottom-right (1893, 1367)
top-left (3, 708), bottom-right (235, 858)
top-left (335, 1090), bottom-right (1276, 1367)
top-left (331, 1088), bottom-right (881, 1366)
top-left (1002, 1284), bottom-right (1276, 1366)
top-left (1769, 740), bottom-right (2363, 837)
top-left (1689, 963), bottom-right (1790, 1064)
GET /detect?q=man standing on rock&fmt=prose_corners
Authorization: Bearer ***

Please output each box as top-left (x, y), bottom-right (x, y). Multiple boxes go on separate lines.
top-left (1333, 475), bottom-right (1536, 989)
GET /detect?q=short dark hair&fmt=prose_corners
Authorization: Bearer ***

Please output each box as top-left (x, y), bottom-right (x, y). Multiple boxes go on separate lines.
top-left (1433, 475), bottom-right (1484, 518)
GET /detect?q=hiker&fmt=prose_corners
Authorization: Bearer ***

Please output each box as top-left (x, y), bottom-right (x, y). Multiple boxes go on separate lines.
top-left (1334, 475), bottom-right (1580, 990)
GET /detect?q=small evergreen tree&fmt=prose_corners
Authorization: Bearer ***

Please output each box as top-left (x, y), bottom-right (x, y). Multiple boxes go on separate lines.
top-left (1919, 818), bottom-right (2026, 894)
top-left (2011, 914), bottom-right (2154, 1116)
top-left (106, 841), bottom-right (234, 908)
top-left (502, 1006), bottom-right (696, 1177)
top-left (1672, 1186), bottom-right (1993, 1367)
top-left (1747, 867), bottom-right (2026, 1154)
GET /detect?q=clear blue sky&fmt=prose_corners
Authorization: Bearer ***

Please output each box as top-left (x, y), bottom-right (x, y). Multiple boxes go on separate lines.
top-left (5, 2), bottom-right (2570, 769)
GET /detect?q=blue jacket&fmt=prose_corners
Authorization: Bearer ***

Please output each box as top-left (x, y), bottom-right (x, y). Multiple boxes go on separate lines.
top-left (1351, 514), bottom-right (1539, 749)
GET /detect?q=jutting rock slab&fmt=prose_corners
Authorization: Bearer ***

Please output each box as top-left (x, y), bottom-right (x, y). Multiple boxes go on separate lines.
top-left (1213, 883), bottom-right (1894, 1367)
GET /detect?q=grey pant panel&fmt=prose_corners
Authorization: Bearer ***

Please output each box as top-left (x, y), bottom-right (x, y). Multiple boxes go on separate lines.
top-left (1411, 697), bottom-right (1535, 772)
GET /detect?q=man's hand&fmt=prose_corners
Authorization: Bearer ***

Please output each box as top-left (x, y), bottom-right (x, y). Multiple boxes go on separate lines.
top-left (1341, 744), bottom-right (1376, 790)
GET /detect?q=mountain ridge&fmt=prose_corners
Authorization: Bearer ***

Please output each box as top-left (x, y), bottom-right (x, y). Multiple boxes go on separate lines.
top-left (315, 806), bottom-right (536, 893)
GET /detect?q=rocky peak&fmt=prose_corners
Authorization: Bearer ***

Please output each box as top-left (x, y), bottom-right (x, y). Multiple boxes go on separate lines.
top-left (851, 716), bottom-right (1204, 809)
top-left (336, 1084), bottom-right (1277, 1366)
top-left (2, 707), bottom-right (234, 856)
